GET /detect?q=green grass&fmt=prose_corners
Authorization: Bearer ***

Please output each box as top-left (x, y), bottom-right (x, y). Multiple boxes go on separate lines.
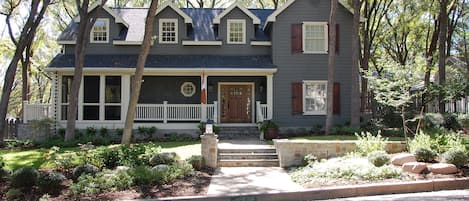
top-left (288, 135), bottom-right (406, 141)
top-left (0, 141), bottom-right (200, 171)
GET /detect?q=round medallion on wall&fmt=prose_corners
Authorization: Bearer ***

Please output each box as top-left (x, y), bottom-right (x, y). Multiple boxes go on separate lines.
top-left (180, 82), bottom-right (196, 97)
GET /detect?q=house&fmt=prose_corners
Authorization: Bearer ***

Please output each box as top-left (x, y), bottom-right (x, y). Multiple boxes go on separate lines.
top-left (37, 0), bottom-right (355, 135)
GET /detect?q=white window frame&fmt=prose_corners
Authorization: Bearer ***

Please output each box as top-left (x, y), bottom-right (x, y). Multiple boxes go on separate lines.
top-left (159, 18), bottom-right (178, 44)
top-left (227, 19), bottom-right (246, 44)
top-left (90, 18), bottom-right (110, 43)
top-left (180, 82), bottom-right (196, 97)
top-left (302, 22), bottom-right (328, 54)
top-left (303, 80), bottom-right (327, 115)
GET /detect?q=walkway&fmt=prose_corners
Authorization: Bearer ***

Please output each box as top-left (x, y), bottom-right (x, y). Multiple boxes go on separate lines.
top-left (322, 189), bottom-right (469, 201)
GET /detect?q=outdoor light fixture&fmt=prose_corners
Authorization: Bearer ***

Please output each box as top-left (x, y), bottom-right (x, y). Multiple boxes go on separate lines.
top-left (205, 119), bottom-right (214, 134)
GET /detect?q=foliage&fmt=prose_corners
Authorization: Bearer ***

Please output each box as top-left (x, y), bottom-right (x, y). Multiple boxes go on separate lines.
top-left (117, 144), bottom-right (148, 167)
top-left (6, 188), bottom-right (23, 200)
top-left (137, 126), bottom-right (157, 140)
top-left (70, 169), bottom-right (134, 196)
top-left (99, 127), bottom-right (108, 136)
top-left (408, 131), bottom-right (436, 153)
top-left (128, 163), bottom-right (192, 186)
top-left (355, 131), bottom-right (388, 156)
top-left (10, 167), bottom-right (39, 189)
top-left (331, 126), bottom-right (362, 135)
top-left (149, 152), bottom-right (179, 166)
top-left (290, 156), bottom-right (402, 185)
top-left (72, 164), bottom-right (100, 181)
top-left (198, 122), bottom-right (221, 134)
top-left (422, 113), bottom-right (445, 129)
top-left (413, 148), bottom-right (437, 162)
top-left (257, 120), bottom-right (279, 133)
top-left (165, 133), bottom-right (196, 141)
top-left (44, 146), bottom-right (77, 169)
top-left (95, 148), bottom-right (120, 169)
top-left (302, 154), bottom-right (318, 166)
top-left (442, 150), bottom-right (468, 167)
top-left (367, 151), bottom-right (390, 167)
top-left (85, 127), bottom-right (98, 135)
top-left (37, 171), bottom-right (66, 194)
top-left (0, 155), bottom-right (4, 169)
top-left (186, 155), bottom-right (204, 171)
top-left (433, 132), bottom-right (467, 153)
top-left (4, 139), bottom-right (34, 149)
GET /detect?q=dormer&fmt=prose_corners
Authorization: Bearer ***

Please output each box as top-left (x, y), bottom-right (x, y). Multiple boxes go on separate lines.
top-left (213, 2), bottom-right (261, 45)
top-left (154, 2), bottom-right (193, 45)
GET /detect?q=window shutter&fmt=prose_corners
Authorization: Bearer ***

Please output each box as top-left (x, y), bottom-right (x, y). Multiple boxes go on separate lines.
top-left (291, 24), bottom-right (302, 53)
top-left (292, 82), bottom-right (303, 115)
top-left (333, 82), bottom-right (340, 115)
top-left (327, 24), bottom-right (340, 54)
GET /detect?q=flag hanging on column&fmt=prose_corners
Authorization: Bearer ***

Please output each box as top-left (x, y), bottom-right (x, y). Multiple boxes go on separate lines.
top-left (201, 71), bottom-right (207, 104)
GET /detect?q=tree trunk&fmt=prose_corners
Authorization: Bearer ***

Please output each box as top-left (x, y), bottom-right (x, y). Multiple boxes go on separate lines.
top-left (401, 105), bottom-right (408, 145)
top-left (21, 42), bottom-right (34, 119)
top-left (350, 0), bottom-right (361, 128)
top-left (0, 0), bottom-right (50, 145)
top-left (438, 0), bottom-right (448, 114)
top-left (325, 0), bottom-right (337, 134)
top-left (121, 0), bottom-right (159, 144)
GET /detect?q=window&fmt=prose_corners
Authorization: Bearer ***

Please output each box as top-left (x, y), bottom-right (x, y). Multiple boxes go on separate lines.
top-left (180, 82), bottom-right (196, 97)
top-left (227, 19), bottom-right (246, 44)
top-left (91, 18), bottom-right (109, 43)
top-left (303, 81), bottom-right (327, 115)
top-left (83, 76), bottom-right (100, 120)
top-left (105, 76), bottom-right (121, 120)
top-left (159, 19), bottom-right (178, 44)
top-left (61, 76), bottom-right (73, 120)
top-left (302, 22), bottom-right (328, 53)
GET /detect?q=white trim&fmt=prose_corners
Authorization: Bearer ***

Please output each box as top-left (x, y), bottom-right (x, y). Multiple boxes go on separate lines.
top-left (227, 19), bottom-right (246, 44)
top-left (263, 0), bottom-right (353, 30)
top-left (302, 80), bottom-right (327, 115)
top-left (218, 82), bottom-right (256, 124)
top-left (302, 22), bottom-right (328, 54)
top-left (57, 40), bottom-right (76, 45)
top-left (182, 40), bottom-right (222, 46)
top-left (155, 2), bottom-right (193, 24)
top-left (90, 18), bottom-right (110, 43)
top-left (113, 41), bottom-right (142, 45)
top-left (159, 18), bottom-right (178, 44)
top-left (266, 75), bottom-right (273, 120)
top-left (213, 2), bottom-right (261, 24)
top-left (74, 2), bottom-right (129, 27)
top-left (250, 41), bottom-right (272, 46)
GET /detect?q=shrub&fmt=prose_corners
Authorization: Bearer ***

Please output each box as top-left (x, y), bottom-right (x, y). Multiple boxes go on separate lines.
top-left (10, 167), bottom-right (39, 189)
top-left (186, 155), bottom-right (204, 171)
top-left (118, 144), bottom-right (147, 167)
top-left (98, 148), bottom-right (120, 169)
top-left (355, 131), bottom-right (388, 156)
top-left (149, 152), bottom-right (179, 166)
top-left (302, 154), bottom-right (318, 166)
top-left (176, 161), bottom-right (194, 176)
top-left (6, 188), bottom-right (23, 200)
top-left (367, 151), bottom-right (390, 167)
top-left (0, 168), bottom-right (11, 180)
top-left (437, 133), bottom-right (467, 153)
top-left (422, 113), bottom-right (445, 129)
top-left (443, 114), bottom-right (462, 131)
top-left (45, 146), bottom-right (77, 169)
top-left (408, 131), bottom-right (436, 153)
top-left (37, 172), bottom-right (66, 194)
top-left (70, 170), bottom-right (133, 196)
top-left (128, 166), bottom-right (158, 185)
top-left (414, 148), bottom-right (437, 162)
top-left (72, 164), bottom-right (100, 181)
top-left (442, 150), bottom-right (468, 167)
top-left (86, 127), bottom-right (97, 135)
top-left (0, 156), bottom-right (4, 169)
top-left (99, 127), bottom-right (108, 136)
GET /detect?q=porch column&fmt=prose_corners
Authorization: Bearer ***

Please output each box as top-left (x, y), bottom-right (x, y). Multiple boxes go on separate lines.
top-left (267, 74), bottom-right (273, 120)
top-left (200, 72), bottom-right (208, 121)
top-left (121, 75), bottom-right (131, 125)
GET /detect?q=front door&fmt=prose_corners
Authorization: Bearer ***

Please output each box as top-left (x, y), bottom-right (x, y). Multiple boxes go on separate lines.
top-left (220, 84), bottom-right (252, 123)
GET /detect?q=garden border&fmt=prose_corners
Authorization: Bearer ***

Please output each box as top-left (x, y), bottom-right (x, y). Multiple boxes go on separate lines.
top-left (146, 177), bottom-right (469, 201)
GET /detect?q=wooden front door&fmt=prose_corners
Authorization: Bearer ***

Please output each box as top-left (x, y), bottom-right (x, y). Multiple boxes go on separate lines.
top-left (220, 84), bottom-right (253, 123)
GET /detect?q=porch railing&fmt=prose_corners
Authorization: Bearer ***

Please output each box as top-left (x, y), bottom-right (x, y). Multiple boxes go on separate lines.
top-left (23, 101), bottom-right (52, 123)
top-left (256, 101), bottom-right (268, 123)
top-left (135, 101), bottom-right (218, 123)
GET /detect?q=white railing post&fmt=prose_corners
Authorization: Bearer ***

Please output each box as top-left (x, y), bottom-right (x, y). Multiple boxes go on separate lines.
top-left (256, 101), bottom-right (264, 123)
top-left (163, 101), bottom-right (168, 124)
top-left (23, 101), bottom-right (29, 123)
top-left (201, 104), bottom-right (207, 122)
top-left (213, 101), bottom-right (218, 124)
top-left (266, 74), bottom-right (273, 120)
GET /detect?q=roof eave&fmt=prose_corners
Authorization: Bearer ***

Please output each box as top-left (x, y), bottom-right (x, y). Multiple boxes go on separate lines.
top-left (73, 2), bottom-right (129, 28)
top-left (155, 2), bottom-right (193, 24)
top-left (213, 2), bottom-right (261, 25)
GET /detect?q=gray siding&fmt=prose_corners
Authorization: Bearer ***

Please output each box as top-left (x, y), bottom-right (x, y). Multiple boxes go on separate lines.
top-left (271, 0), bottom-right (354, 127)
top-left (138, 76), bottom-right (200, 104)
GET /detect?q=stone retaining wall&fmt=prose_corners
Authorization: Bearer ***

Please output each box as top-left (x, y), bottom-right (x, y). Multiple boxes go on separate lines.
top-left (273, 139), bottom-right (407, 167)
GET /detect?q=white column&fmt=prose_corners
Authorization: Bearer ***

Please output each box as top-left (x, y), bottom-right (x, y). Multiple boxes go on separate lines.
top-left (213, 101), bottom-right (218, 124)
top-left (99, 75), bottom-right (105, 121)
top-left (163, 101), bottom-right (168, 124)
top-left (267, 74), bottom-right (273, 120)
top-left (121, 75), bottom-right (131, 124)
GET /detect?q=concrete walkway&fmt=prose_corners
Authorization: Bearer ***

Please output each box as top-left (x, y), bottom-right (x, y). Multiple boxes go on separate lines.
top-left (207, 167), bottom-right (303, 195)
top-left (322, 189), bottom-right (469, 201)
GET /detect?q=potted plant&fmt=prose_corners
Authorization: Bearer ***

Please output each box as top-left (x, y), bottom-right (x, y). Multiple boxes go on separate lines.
top-left (258, 120), bottom-right (279, 140)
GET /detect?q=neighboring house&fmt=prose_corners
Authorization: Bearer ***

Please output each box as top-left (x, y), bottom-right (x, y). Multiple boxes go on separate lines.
top-left (38, 0), bottom-right (355, 134)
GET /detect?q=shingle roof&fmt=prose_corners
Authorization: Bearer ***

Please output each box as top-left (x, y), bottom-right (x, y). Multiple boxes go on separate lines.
top-left (58, 7), bottom-right (274, 42)
top-left (48, 55), bottom-right (276, 69)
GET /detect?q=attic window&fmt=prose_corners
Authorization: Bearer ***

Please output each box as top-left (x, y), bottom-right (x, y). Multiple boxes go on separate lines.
top-left (91, 18), bottom-right (109, 43)
top-left (159, 19), bottom-right (178, 44)
top-left (227, 19), bottom-right (246, 44)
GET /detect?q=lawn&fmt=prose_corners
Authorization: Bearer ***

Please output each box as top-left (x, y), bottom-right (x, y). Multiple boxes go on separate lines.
top-left (287, 135), bottom-right (406, 141)
top-left (0, 141), bottom-right (200, 170)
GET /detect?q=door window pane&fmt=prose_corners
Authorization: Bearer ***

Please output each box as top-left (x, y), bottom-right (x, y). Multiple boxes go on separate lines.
top-left (105, 106), bottom-right (121, 120)
top-left (61, 76), bottom-right (73, 103)
top-left (105, 76), bottom-right (121, 103)
top-left (83, 106), bottom-right (99, 120)
top-left (84, 76), bottom-right (100, 103)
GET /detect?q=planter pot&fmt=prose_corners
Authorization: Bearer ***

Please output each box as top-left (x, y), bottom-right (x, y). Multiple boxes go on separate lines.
top-left (264, 128), bottom-right (279, 140)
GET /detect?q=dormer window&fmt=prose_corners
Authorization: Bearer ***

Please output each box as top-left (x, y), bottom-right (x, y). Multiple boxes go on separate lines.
top-left (91, 18), bottom-right (109, 43)
top-left (159, 19), bottom-right (178, 44)
top-left (227, 19), bottom-right (246, 44)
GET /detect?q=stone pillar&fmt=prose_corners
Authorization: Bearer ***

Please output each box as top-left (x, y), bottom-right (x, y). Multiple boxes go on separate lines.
top-left (201, 133), bottom-right (218, 168)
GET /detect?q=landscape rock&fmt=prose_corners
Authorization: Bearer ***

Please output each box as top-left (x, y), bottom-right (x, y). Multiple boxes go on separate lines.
top-left (116, 166), bottom-right (130, 171)
top-left (402, 162), bottom-right (427, 174)
top-left (428, 163), bottom-right (459, 174)
top-left (391, 153), bottom-right (417, 166)
top-left (152, 164), bottom-right (169, 172)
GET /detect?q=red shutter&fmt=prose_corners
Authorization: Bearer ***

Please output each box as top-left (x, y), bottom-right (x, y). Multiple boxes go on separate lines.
top-left (292, 82), bottom-right (303, 115)
top-left (327, 24), bottom-right (340, 54)
top-left (333, 82), bottom-right (341, 115)
top-left (291, 24), bottom-right (303, 53)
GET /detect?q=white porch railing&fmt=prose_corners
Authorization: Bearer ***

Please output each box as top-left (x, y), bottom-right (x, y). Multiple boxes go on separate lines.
top-left (256, 101), bottom-right (269, 123)
top-left (135, 101), bottom-right (218, 123)
top-left (23, 101), bottom-right (52, 123)
top-left (426, 96), bottom-right (469, 114)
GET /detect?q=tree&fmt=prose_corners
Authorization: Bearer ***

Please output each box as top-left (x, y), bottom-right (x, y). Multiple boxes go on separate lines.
top-left (0, 0), bottom-right (51, 145)
top-left (65, 0), bottom-right (107, 141)
top-left (350, 0), bottom-right (361, 128)
top-left (438, 0), bottom-right (448, 114)
top-left (325, 0), bottom-right (337, 134)
top-left (121, 0), bottom-right (159, 144)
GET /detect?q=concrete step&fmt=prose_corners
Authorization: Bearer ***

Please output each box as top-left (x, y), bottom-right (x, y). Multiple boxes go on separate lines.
top-left (218, 148), bottom-right (277, 154)
top-left (219, 153), bottom-right (278, 160)
top-left (218, 159), bottom-right (280, 167)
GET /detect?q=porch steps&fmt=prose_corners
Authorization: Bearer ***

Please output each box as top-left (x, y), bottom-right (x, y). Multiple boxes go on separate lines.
top-left (218, 148), bottom-right (279, 167)
top-left (217, 126), bottom-right (260, 140)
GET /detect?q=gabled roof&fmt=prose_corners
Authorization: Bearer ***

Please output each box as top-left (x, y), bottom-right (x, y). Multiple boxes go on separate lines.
top-left (264, 0), bottom-right (353, 30)
top-left (156, 2), bottom-right (193, 24)
top-left (213, 2), bottom-right (261, 24)
top-left (74, 1), bottom-right (129, 27)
